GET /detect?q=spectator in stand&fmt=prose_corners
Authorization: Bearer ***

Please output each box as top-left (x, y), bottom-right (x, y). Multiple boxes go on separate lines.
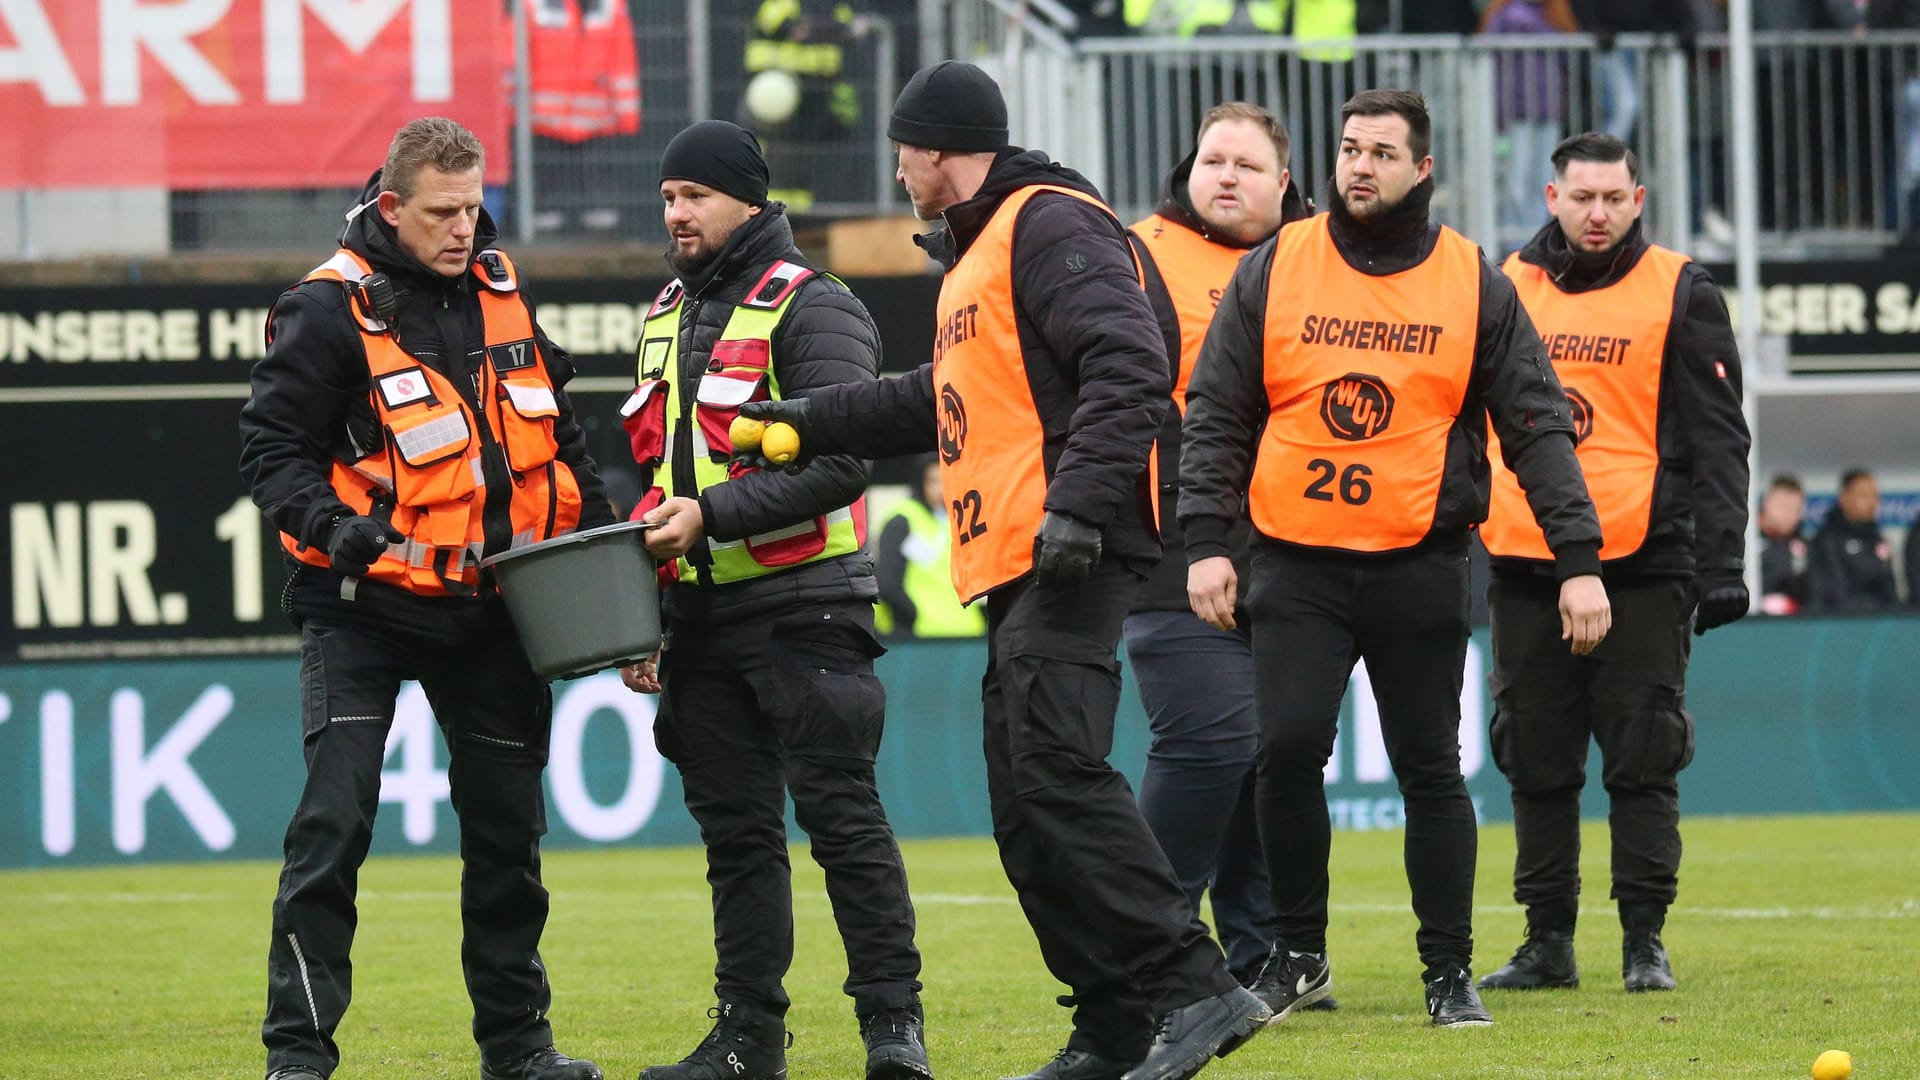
top-left (1480, 0), bottom-right (1579, 252)
top-left (1570, 1), bottom-right (1698, 143)
top-left (1758, 473), bottom-right (1812, 615)
top-left (1808, 468), bottom-right (1901, 612)
top-left (1907, 506), bottom-right (1920, 605)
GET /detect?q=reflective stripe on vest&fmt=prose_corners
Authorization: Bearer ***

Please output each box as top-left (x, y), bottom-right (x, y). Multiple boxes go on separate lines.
top-left (1129, 212), bottom-right (1251, 414)
top-left (279, 248), bottom-right (584, 596)
top-left (875, 497), bottom-right (988, 637)
top-left (935, 184), bottom-right (1147, 602)
top-left (1483, 245), bottom-right (1689, 561)
top-left (1250, 215), bottom-right (1480, 552)
top-left (628, 261), bottom-right (866, 585)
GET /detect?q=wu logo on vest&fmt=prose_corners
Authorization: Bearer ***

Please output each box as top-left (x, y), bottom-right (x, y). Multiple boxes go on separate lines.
top-left (1563, 386), bottom-right (1596, 445)
top-left (1319, 373), bottom-right (1394, 441)
top-left (938, 383), bottom-right (968, 464)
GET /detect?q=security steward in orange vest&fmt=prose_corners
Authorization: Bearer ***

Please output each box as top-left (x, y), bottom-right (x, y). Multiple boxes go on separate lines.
top-left (1180, 90), bottom-right (1612, 1030)
top-left (1477, 133), bottom-right (1751, 997)
top-left (1123, 102), bottom-right (1315, 998)
top-left (738, 61), bottom-right (1271, 1080)
top-left (238, 118), bottom-right (610, 1080)
top-left (615, 121), bottom-right (930, 1080)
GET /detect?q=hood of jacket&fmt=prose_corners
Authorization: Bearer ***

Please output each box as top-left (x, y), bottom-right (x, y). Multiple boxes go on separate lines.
top-left (1149, 147), bottom-right (1312, 248)
top-left (915, 147), bottom-right (1107, 268)
top-left (339, 168), bottom-right (500, 298)
top-left (1516, 216), bottom-right (1651, 293)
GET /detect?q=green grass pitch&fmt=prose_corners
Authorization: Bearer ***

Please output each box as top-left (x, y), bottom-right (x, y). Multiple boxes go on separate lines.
top-left (2, 813), bottom-right (1915, 1079)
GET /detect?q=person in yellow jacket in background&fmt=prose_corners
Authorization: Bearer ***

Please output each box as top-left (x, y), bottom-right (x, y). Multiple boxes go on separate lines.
top-left (239, 117), bottom-right (611, 1080)
top-left (875, 454), bottom-right (988, 638)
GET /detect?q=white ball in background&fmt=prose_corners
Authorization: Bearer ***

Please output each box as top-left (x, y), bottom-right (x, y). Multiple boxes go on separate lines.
top-left (744, 69), bottom-right (802, 125)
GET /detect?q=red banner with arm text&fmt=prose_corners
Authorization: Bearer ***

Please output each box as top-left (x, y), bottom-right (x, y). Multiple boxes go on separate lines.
top-left (0, 0), bottom-right (508, 189)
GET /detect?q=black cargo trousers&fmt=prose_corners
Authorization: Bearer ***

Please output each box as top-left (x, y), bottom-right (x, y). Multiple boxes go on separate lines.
top-left (1488, 575), bottom-right (1696, 912)
top-left (982, 560), bottom-right (1238, 1063)
top-left (654, 598), bottom-right (923, 1019)
top-left (264, 575), bottom-right (559, 1077)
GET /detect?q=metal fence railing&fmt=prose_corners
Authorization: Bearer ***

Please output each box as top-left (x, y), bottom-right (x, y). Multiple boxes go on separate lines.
top-left (21, 5), bottom-right (1920, 260)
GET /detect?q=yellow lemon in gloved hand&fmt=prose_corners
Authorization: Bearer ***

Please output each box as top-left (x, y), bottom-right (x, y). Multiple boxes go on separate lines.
top-left (1813, 1050), bottom-right (1852, 1080)
top-left (729, 415), bottom-right (766, 452)
top-left (761, 421), bottom-right (802, 465)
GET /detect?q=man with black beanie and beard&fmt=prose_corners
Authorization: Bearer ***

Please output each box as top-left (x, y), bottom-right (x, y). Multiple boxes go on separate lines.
top-left (736, 60), bottom-right (1271, 1080)
top-left (617, 119), bottom-right (931, 1080)
top-left (1178, 89), bottom-right (1611, 1028)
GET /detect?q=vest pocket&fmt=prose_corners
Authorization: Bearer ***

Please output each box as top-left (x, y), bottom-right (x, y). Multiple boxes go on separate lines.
top-left (620, 379), bottom-right (670, 467)
top-left (744, 515), bottom-right (830, 566)
top-left (496, 377), bottom-right (561, 471)
top-left (692, 369), bottom-right (768, 460)
top-left (385, 405), bottom-right (478, 506)
top-left (508, 460), bottom-right (584, 546)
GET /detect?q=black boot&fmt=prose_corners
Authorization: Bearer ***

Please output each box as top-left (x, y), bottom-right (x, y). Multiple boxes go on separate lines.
top-left (1621, 904), bottom-right (1677, 992)
top-left (1002, 1048), bottom-right (1136, 1080)
top-left (1122, 986), bottom-right (1270, 1080)
top-left (1478, 905), bottom-right (1579, 991)
top-left (480, 1047), bottom-right (603, 1080)
top-left (861, 1004), bottom-right (933, 1080)
top-left (639, 1000), bottom-right (791, 1080)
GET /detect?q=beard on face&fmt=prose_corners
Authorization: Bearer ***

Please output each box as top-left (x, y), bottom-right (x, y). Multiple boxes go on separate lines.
top-left (666, 231), bottom-right (724, 276)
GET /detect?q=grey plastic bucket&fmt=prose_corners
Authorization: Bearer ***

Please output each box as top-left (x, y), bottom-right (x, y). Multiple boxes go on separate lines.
top-left (482, 520), bottom-right (662, 681)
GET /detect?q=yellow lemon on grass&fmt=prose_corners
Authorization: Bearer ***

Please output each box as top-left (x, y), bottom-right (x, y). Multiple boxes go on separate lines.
top-left (761, 422), bottom-right (801, 465)
top-left (1813, 1050), bottom-right (1853, 1080)
top-left (729, 415), bottom-right (766, 452)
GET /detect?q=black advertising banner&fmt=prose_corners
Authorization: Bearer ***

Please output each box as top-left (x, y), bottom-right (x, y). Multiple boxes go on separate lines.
top-left (1, 272), bottom-right (940, 661)
top-left (1702, 256), bottom-right (1920, 366)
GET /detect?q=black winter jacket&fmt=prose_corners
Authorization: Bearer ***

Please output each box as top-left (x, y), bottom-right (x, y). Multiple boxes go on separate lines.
top-left (651, 205), bottom-right (881, 626)
top-left (1491, 219), bottom-right (1751, 585)
top-left (1807, 505), bottom-right (1900, 612)
top-left (238, 170), bottom-right (612, 607)
top-left (1179, 182), bottom-right (1603, 580)
top-left (800, 147), bottom-right (1171, 570)
top-left (1129, 150), bottom-right (1310, 613)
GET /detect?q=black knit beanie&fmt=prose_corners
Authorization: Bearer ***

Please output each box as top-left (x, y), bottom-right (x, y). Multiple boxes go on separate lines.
top-left (659, 120), bottom-right (770, 205)
top-left (887, 61), bottom-right (1009, 152)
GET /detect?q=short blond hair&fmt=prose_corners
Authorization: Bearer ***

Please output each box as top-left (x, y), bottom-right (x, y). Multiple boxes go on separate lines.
top-left (382, 117), bottom-right (485, 201)
top-left (1198, 102), bottom-right (1291, 166)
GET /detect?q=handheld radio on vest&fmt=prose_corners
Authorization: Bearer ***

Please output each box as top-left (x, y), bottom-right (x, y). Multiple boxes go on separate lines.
top-left (354, 273), bottom-right (398, 326)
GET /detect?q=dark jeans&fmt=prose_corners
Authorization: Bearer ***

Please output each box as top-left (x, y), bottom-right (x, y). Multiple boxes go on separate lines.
top-left (264, 591), bottom-right (556, 1077)
top-left (1488, 575), bottom-right (1695, 914)
top-left (1122, 610), bottom-right (1273, 983)
top-left (984, 562), bottom-right (1236, 1063)
top-left (655, 599), bottom-right (922, 1019)
top-left (1246, 543), bottom-right (1477, 975)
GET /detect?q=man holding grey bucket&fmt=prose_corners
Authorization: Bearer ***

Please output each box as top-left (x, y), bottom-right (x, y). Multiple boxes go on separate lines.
top-left (238, 117), bottom-right (612, 1080)
top-left (616, 119), bottom-right (932, 1080)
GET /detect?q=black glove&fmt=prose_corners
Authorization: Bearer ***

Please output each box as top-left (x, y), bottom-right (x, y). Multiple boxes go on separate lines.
top-left (735, 397), bottom-right (815, 471)
top-left (1032, 510), bottom-right (1101, 589)
top-left (1691, 570), bottom-right (1750, 636)
top-left (325, 514), bottom-right (404, 577)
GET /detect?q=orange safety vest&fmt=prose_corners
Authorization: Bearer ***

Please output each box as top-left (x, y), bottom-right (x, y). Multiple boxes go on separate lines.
top-left (1249, 215), bottom-right (1480, 551)
top-left (1482, 246), bottom-right (1689, 560)
top-left (525, 0), bottom-right (640, 143)
top-left (1129, 212), bottom-right (1250, 413)
top-left (935, 184), bottom-right (1152, 602)
top-left (277, 248), bottom-right (585, 596)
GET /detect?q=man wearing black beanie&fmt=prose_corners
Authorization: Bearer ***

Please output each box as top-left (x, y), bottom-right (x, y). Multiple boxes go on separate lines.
top-left (620, 119), bottom-right (933, 1080)
top-left (742, 61), bottom-right (1271, 1080)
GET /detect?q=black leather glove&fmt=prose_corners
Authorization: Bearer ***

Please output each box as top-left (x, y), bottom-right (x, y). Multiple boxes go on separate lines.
top-left (1692, 570), bottom-right (1750, 636)
top-left (325, 514), bottom-right (404, 577)
top-left (735, 397), bottom-right (815, 471)
top-left (1032, 510), bottom-right (1101, 589)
